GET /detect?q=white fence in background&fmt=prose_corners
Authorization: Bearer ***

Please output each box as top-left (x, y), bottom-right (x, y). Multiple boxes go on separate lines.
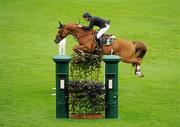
top-left (59, 38), bottom-right (66, 55)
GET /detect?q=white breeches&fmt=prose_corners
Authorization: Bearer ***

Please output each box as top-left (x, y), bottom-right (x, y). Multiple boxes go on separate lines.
top-left (96, 24), bottom-right (110, 39)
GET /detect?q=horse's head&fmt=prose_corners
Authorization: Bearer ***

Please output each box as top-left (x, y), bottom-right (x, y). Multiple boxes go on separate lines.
top-left (54, 22), bottom-right (69, 44)
top-left (54, 22), bottom-right (95, 44)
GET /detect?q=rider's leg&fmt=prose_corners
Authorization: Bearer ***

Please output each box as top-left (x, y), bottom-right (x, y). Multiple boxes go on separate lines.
top-left (96, 24), bottom-right (110, 51)
top-left (96, 24), bottom-right (110, 39)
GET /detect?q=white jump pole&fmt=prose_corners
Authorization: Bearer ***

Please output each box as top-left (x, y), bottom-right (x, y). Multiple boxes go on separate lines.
top-left (59, 38), bottom-right (66, 55)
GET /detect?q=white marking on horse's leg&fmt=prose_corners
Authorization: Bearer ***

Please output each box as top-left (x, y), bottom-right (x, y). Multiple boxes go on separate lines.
top-left (135, 65), bottom-right (142, 76)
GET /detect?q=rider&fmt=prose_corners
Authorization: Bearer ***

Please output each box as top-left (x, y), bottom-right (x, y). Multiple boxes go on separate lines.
top-left (78, 12), bottom-right (110, 51)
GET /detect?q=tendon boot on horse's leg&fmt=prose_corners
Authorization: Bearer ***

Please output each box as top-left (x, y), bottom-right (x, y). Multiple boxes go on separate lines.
top-left (135, 65), bottom-right (144, 77)
top-left (133, 58), bottom-right (144, 77)
top-left (124, 57), bottom-right (144, 77)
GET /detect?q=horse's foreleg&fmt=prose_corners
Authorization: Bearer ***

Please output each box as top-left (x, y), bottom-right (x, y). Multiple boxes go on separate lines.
top-left (73, 45), bottom-right (89, 53)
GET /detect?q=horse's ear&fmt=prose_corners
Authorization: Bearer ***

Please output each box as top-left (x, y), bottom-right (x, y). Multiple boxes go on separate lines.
top-left (59, 21), bottom-right (63, 28)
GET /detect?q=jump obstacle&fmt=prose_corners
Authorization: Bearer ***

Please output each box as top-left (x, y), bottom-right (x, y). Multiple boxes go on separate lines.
top-left (53, 38), bottom-right (121, 118)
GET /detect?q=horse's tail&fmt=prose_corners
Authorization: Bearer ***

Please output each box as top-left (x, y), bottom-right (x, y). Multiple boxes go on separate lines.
top-left (132, 41), bottom-right (147, 66)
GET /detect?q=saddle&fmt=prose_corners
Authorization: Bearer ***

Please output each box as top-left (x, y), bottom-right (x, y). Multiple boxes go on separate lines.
top-left (94, 33), bottom-right (116, 45)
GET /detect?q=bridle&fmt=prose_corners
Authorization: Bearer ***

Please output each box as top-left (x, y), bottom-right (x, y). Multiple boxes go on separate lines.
top-left (58, 26), bottom-right (67, 41)
top-left (58, 24), bottom-right (92, 41)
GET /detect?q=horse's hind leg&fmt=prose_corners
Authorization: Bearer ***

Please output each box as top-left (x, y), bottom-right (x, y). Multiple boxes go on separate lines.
top-left (135, 64), bottom-right (144, 77)
top-left (123, 57), bottom-right (141, 65)
top-left (134, 58), bottom-right (144, 77)
top-left (123, 57), bottom-right (144, 77)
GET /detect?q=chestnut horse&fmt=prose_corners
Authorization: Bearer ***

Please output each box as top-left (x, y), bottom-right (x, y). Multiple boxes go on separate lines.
top-left (54, 23), bottom-right (147, 77)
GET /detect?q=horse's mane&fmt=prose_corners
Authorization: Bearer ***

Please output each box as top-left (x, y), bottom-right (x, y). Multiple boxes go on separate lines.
top-left (65, 23), bottom-right (96, 35)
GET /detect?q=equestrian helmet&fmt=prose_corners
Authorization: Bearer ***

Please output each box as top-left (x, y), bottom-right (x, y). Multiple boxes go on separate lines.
top-left (83, 12), bottom-right (92, 18)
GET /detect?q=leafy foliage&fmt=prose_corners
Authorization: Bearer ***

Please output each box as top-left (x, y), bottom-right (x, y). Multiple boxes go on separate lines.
top-left (68, 52), bottom-right (105, 114)
top-left (70, 52), bottom-right (102, 81)
top-left (67, 80), bottom-right (105, 114)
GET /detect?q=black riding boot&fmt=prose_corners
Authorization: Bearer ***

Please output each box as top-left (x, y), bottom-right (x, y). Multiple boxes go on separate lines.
top-left (95, 36), bottom-right (102, 52)
top-left (98, 38), bottom-right (103, 52)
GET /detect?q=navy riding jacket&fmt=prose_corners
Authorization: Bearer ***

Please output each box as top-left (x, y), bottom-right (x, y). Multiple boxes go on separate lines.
top-left (83, 16), bottom-right (110, 30)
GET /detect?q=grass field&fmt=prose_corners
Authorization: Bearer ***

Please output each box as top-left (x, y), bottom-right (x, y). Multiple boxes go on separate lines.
top-left (0, 0), bottom-right (180, 127)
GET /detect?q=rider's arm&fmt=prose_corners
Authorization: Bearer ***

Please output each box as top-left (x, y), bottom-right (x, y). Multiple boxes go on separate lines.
top-left (82, 18), bottom-right (94, 30)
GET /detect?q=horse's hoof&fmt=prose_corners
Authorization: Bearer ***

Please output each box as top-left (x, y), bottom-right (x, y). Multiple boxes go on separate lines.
top-left (136, 74), bottom-right (144, 78)
top-left (135, 72), bottom-right (144, 78)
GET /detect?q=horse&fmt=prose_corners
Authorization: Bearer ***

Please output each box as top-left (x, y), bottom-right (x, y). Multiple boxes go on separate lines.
top-left (54, 22), bottom-right (147, 77)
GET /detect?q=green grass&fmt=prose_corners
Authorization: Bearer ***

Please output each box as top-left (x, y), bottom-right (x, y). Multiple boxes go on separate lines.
top-left (0, 0), bottom-right (180, 127)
